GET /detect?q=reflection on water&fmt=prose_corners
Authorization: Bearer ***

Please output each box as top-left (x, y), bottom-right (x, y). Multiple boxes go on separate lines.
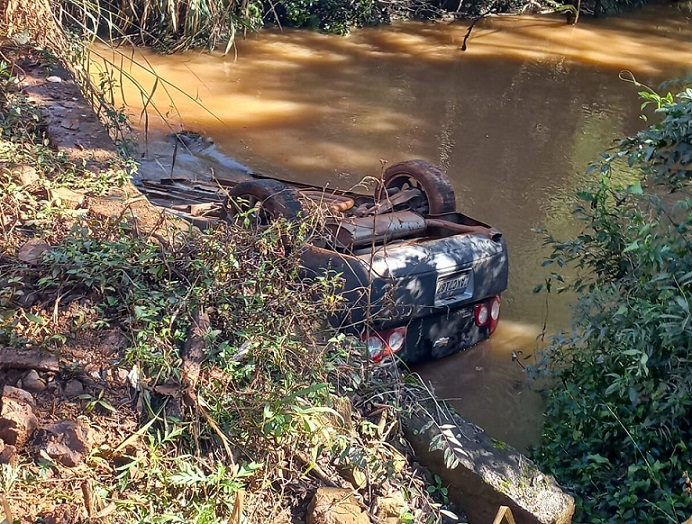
top-left (100, 3), bottom-right (691, 450)
top-left (415, 321), bottom-right (546, 453)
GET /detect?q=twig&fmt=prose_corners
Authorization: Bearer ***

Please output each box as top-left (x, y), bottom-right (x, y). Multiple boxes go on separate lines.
top-left (461, 9), bottom-right (495, 51)
top-left (81, 480), bottom-right (93, 519)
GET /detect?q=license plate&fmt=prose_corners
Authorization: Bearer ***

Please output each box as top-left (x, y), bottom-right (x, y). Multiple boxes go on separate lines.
top-left (435, 271), bottom-right (470, 303)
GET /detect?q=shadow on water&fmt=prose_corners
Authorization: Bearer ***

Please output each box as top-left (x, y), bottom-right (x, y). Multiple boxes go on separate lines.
top-left (97, 2), bottom-right (691, 449)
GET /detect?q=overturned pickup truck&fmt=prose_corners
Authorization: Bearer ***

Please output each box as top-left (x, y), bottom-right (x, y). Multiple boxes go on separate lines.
top-left (138, 159), bottom-right (508, 364)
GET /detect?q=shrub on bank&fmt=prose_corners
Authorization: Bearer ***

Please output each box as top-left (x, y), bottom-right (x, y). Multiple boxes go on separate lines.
top-left (534, 87), bottom-right (692, 522)
top-left (50, 0), bottom-right (671, 50)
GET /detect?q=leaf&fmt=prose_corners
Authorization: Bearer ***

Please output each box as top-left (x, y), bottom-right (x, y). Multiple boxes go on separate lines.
top-left (622, 241), bottom-right (639, 253)
top-left (587, 454), bottom-right (611, 465)
top-left (627, 182), bottom-right (643, 195)
top-left (25, 313), bottom-right (45, 324)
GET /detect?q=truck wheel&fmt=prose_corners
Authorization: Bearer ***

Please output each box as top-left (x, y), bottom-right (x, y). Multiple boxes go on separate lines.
top-left (221, 179), bottom-right (303, 225)
top-left (382, 160), bottom-right (456, 215)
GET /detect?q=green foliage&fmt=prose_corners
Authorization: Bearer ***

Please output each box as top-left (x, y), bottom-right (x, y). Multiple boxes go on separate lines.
top-left (271, 0), bottom-right (389, 34)
top-left (426, 474), bottom-right (450, 504)
top-left (534, 87), bottom-right (692, 522)
top-left (595, 87), bottom-right (692, 189)
top-left (112, 423), bottom-right (262, 522)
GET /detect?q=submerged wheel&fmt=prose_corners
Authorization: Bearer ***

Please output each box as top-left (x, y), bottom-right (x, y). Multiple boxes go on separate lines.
top-left (221, 179), bottom-right (302, 225)
top-left (382, 160), bottom-right (457, 215)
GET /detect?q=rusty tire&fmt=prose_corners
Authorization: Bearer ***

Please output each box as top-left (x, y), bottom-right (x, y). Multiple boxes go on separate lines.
top-left (382, 160), bottom-right (456, 215)
top-left (221, 179), bottom-right (303, 225)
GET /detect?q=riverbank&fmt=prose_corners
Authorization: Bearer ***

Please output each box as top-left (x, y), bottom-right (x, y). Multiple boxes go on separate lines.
top-left (0, 46), bottom-right (450, 522)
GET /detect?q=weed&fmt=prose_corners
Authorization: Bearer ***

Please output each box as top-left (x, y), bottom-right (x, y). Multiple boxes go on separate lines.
top-left (426, 474), bottom-right (450, 504)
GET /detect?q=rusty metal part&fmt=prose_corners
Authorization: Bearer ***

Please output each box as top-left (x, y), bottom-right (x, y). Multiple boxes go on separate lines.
top-left (326, 211), bottom-right (427, 250)
top-left (299, 190), bottom-right (355, 214)
top-left (425, 218), bottom-right (502, 241)
top-left (373, 188), bottom-right (424, 215)
top-left (328, 198), bottom-right (355, 214)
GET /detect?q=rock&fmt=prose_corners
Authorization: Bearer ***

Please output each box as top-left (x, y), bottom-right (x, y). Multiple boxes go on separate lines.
top-left (113, 367), bottom-right (129, 384)
top-left (36, 420), bottom-right (93, 467)
top-left (84, 363), bottom-right (105, 381)
top-left (46, 76), bottom-right (63, 83)
top-left (403, 409), bottom-right (575, 524)
top-left (62, 379), bottom-right (84, 397)
top-left (17, 238), bottom-right (51, 264)
top-left (0, 443), bottom-right (18, 467)
top-left (375, 493), bottom-right (408, 524)
top-left (100, 329), bottom-right (126, 355)
top-left (13, 164), bottom-right (39, 187)
top-left (307, 487), bottom-right (370, 524)
top-left (2, 385), bottom-right (36, 407)
top-left (51, 187), bottom-right (84, 208)
top-left (12, 286), bottom-right (39, 308)
top-left (0, 386), bottom-right (38, 447)
top-left (0, 347), bottom-right (60, 372)
top-left (20, 369), bottom-right (47, 393)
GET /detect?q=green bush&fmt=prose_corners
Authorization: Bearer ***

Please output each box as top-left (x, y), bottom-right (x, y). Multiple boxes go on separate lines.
top-left (269, 0), bottom-right (389, 34)
top-left (534, 86), bottom-right (692, 522)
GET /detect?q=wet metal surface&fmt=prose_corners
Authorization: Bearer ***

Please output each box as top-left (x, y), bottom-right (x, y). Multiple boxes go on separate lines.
top-left (103, 3), bottom-right (692, 451)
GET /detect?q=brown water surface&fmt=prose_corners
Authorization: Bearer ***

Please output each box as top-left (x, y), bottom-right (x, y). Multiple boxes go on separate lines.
top-left (100, 3), bottom-right (692, 451)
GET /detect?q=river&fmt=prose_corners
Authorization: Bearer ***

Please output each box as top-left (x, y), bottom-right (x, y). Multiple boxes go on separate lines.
top-left (98, 3), bottom-right (692, 452)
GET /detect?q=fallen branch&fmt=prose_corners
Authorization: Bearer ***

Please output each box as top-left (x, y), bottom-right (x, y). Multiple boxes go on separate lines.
top-left (461, 9), bottom-right (496, 51)
top-left (181, 307), bottom-right (208, 393)
top-left (0, 348), bottom-right (59, 372)
top-left (179, 308), bottom-right (237, 465)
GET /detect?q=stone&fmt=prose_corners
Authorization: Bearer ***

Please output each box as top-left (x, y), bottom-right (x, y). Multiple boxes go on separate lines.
top-left (0, 348), bottom-right (60, 372)
top-left (375, 493), bottom-right (407, 524)
top-left (20, 369), bottom-right (47, 393)
top-left (36, 420), bottom-right (93, 467)
top-left (62, 379), bottom-right (84, 397)
top-left (13, 164), bottom-right (39, 187)
top-left (0, 386), bottom-right (38, 447)
top-left (307, 487), bottom-right (370, 524)
top-left (2, 385), bottom-right (36, 407)
top-left (51, 187), bottom-right (85, 208)
top-left (0, 443), bottom-right (18, 467)
top-left (403, 409), bottom-right (575, 524)
top-left (17, 238), bottom-right (51, 265)
top-left (100, 329), bottom-right (126, 355)
top-left (113, 367), bottom-right (129, 384)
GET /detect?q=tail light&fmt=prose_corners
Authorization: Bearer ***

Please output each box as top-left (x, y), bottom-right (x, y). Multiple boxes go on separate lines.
top-left (474, 303), bottom-right (489, 326)
top-left (489, 296), bottom-right (501, 333)
top-left (364, 326), bottom-right (407, 362)
top-left (474, 295), bottom-right (501, 334)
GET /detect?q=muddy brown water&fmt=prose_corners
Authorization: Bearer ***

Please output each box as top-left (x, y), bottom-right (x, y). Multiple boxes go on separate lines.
top-left (101, 3), bottom-right (692, 452)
